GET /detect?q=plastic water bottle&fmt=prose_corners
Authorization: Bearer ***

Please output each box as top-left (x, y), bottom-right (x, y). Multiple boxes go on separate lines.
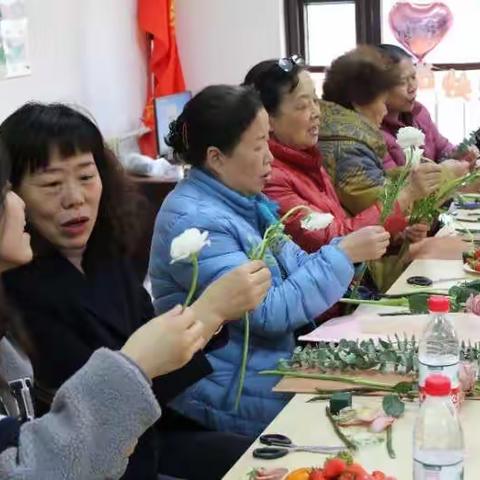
top-left (418, 296), bottom-right (460, 408)
top-left (413, 374), bottom-right (464, 479)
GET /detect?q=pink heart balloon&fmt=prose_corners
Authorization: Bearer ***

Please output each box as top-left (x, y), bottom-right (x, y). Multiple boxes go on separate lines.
top-left (389, 2), bottom-right (453, 61)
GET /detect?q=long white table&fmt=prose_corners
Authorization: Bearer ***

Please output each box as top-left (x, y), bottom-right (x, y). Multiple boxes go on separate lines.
top-left (223, 395), bottom-right (480, 479)
top-left (223, 255), bottom-right (480, 479)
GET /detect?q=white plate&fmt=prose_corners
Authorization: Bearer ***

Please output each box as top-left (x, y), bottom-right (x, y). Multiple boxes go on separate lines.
top-left (464, 263), bottom-right (480, 275)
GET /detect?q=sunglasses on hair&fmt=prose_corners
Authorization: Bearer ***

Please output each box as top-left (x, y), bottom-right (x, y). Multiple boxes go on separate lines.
top-left (277, 55), bottom-right (305, 72)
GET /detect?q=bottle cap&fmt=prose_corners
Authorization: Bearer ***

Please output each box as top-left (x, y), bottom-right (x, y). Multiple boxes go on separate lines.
top-left (424, 374), bottom-right (451, 397)
top-left (428, 295), bottom-right (450, 313)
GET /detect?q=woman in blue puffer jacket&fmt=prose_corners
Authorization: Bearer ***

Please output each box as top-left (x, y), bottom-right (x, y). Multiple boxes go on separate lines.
top-left (148, 84), bottom-right (391, 436)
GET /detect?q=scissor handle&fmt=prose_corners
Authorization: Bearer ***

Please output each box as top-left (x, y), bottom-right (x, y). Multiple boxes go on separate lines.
top-left (252, 447), bottom-right (289, 460)
top-left (259, 434), bottom-right (292, 447)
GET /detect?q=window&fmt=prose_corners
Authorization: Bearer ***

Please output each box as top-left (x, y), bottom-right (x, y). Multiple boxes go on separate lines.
top-left (285, 0), bottom-right (380, 71)
top-left (304, 2), bottom-right (356, 67)
top-left (285, 1), bottom-right (480, 145)
top-left (286, 0), bottom-right (480, 70)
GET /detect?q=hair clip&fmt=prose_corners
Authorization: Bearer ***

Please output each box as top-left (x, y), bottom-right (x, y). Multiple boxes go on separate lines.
top-left (182, 121), bottom-right (189, 150)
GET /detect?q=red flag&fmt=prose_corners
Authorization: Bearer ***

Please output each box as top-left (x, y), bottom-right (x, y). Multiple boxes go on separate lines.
top-left (138, 0), bottom-right (186, 157)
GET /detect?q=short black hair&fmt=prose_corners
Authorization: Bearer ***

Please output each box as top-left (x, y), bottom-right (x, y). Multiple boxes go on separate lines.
top-left (0, 103), bottom-right (145, 265)
top-left (243, 59), bottom-right (305, 115)
top-left (377, 44), bottom-right (413, 64)
top-left (166, 85), bottom-right (263, 167)
top-left (322, 46), bottom-right (402, 110)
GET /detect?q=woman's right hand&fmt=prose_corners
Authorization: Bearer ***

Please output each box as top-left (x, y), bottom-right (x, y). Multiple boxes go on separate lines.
top-left (338, 226), bottom-right (391, 263)
top-left (408, 162), bottom-right (442, 199)
top-left (121, 305), bottom-right (204, 380)
top-left (192, 260), bottom-right (271, 339)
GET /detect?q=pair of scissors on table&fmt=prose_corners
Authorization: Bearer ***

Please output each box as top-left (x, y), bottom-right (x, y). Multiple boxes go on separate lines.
top-left (252, 433), bottom-right (345, 459)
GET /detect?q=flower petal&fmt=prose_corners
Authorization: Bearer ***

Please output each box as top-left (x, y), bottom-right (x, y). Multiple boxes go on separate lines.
top-left (170, 228), bottom-right (210, 262)
top-left (369, 415), bottom-right (395, 433)
top-left (397, 126), bottom-right (425, 149)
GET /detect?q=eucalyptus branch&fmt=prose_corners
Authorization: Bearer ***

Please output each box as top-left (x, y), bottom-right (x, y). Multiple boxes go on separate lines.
top-left (274, 337), bottom-right (480, 380)
top-left (455, 130), bottom-right (478, 155)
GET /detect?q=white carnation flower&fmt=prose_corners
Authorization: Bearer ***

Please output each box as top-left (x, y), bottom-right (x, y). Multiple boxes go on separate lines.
top-left (408, 147), bottom-right (424, 166)
top-left (170, 228), bottom-right (210, 263)
top-left (396, 126), bottom-right (425, 149)
top-left (300, 212), bottom-right (334, 231)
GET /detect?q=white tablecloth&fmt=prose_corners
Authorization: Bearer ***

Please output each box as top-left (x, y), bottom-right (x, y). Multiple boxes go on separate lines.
top-left (223, 256), bottom-right (480, 479)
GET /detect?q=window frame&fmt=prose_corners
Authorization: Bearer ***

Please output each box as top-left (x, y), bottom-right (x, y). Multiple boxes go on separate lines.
top-left (285, 0), bottom-right (480, 71)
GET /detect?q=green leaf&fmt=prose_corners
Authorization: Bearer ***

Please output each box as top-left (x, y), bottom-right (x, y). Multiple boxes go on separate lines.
top-left (393, 381), bottom-right (415, 394)
top-left (408, 293), bottom-right (430, 313)
top-left (383, 394), bottom-right (405, 418)
top-left (464, 280), bottom-right (480, 292)
top-left (339, 351), bottom-right (358, 365)
top-left (379, 339), bottom-right (392, 350)
top-left (380, 350), bottom-right (397, 364)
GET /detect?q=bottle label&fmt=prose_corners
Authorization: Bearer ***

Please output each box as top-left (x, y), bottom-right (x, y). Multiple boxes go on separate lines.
top-left (418, 360), bottom-right (460, 408)
top-left (414, 459), bottom-right (464, 479)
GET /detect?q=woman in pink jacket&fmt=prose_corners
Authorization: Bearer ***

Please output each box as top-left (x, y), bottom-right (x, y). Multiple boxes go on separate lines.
top-left (378, 44), bottom-right (478, 171)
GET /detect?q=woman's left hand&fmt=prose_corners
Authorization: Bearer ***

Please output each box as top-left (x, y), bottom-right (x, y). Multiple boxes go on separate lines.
top-left (458, 145), bottom-right (480, 164)
top-left (441, 159), bottom-right (470, 178)
top-left (405, 223), bottom-right (429, 243)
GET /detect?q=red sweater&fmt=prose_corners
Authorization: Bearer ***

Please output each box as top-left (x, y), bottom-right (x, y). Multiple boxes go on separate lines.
top-left (264, 139), bottom-right (408, 253)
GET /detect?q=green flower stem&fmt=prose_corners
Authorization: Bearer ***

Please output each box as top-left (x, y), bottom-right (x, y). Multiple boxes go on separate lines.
top-left (279, 205), bottom-right (311, 224)
top-left (308, 386), bottom-right (394, 402)
top-left (380, 157), bottom-right (412, 224)
top-left (253, 206), bottom-right (312, 260)
top-left (339, 298), bottom-right (409, 308)
top-left (410, 170), bottom-right (480, 225)
top-left (234, 205), bottom-right (312, 408)
top-left (386, 424), bottom-right (396, 459)
top-left (234, 312), bottom-right (250, 411)
top-left (183, 254), bottom-right (199, 308)
top-left (254, 226), bottom-right (276, 260)
top-left (325, 406), bottom-right (358, 451)
top-left (259, 369), bottom-right (395, 390)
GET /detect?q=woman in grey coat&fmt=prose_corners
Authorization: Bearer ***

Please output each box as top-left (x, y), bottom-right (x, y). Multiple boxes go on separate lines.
top-left (0, 138), bottom-right (270, 479)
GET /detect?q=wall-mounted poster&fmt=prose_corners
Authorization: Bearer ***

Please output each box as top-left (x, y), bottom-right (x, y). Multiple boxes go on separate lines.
top-left (0, 0), bottom-right (30, 79)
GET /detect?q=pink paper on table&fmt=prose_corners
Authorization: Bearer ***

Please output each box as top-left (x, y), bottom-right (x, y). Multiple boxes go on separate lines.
top-left (298, 313), bottom-right (383, 342)
top-left (299, 312), bottom-right (480, 343)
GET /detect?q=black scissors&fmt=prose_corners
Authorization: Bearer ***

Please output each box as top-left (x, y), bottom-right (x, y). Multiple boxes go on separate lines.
top-left (252, 433), bottom-right (345, 460)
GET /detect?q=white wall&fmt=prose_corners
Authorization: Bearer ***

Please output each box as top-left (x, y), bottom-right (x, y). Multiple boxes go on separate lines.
top-left (176, 0), bottom-right (285, 93)
top-left (0, 0), bottom-right (285, 139)
top-left (0, 0), bottom-right (147, 138)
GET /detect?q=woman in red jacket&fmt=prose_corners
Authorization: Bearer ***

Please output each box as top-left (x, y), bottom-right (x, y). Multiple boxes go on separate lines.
top-left (243, 57), bottom-right (436, 254)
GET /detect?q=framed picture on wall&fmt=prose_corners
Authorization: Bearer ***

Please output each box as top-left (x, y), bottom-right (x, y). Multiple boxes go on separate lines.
top-left (0, 0), bottom-right (30, 79)
top-left (154, 91), bottom-right (192, 157)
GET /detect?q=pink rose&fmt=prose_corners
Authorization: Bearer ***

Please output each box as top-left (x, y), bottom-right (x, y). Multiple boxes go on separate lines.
top-left (466, 294), bottom-right (480, 315)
